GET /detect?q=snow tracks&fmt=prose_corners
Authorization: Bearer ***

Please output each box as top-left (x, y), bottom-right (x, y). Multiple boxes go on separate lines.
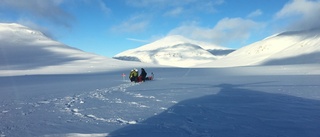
top-left (0, 79), bottom-right (176, 136)
top-left (57, 82), bottom-right (171, 125)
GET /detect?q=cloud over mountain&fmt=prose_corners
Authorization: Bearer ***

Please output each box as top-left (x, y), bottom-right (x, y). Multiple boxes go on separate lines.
top-left (0, 0), bottom-right (74, 28)
top-left (275, 0), bottom-right (320, 31)
top-left (168, 18), bottom-right (265, 47)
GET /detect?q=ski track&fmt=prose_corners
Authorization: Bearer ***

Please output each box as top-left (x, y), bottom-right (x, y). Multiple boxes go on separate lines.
top-left (56, 82), bottom-right (174, 124)
top-left (60, 82), bottom-right (146, 124)
top-left (0, 81), bottom-right (177, 136)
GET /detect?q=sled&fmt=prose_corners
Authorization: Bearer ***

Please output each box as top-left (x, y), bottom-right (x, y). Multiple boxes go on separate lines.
top-left (137, 72), bottom-right (154, 82)
top-left (146, 72), bottom-right (154, 81)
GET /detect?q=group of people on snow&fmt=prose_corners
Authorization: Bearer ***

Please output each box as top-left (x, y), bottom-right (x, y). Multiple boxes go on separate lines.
top-left (129, 68), bottom-right (153, 82)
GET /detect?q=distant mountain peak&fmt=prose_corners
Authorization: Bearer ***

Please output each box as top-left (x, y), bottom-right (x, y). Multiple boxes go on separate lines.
top-left (0, 23), bottom-right (49, 42)
top-left (264, 28), bottom-right (320, 40)
top-left (114, 35), bottom-right (233, 67)
top-left (137, 35), bottom-right (227, 50)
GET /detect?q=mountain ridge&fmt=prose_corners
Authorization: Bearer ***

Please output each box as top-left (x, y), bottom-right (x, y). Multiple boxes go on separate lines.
top-left (114, 35), bottom-right (234, 67)
top-left (200, 28), bottom-right (320, 67)
top-left (0, 23), bottom-right (158, 76)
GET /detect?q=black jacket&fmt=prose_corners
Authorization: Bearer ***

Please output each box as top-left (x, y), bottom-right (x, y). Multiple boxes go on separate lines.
top-left (140, 68), bottom-right (147, 78)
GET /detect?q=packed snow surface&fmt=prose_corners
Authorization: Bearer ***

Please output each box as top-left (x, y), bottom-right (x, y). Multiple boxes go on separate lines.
top-left (1, 66), bottom-right (320, 137)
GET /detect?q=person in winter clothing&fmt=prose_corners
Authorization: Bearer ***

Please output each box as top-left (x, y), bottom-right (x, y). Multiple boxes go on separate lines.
top-left (139, 68), bottom-right (147, 82)
top-left (129, 69), bottom-right (138, 82)
top-left (129, 70), bottom-right (134, 82)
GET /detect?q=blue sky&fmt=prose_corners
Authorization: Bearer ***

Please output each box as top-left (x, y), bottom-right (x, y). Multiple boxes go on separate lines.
top-left (1, 0), bottom-right (320, 57)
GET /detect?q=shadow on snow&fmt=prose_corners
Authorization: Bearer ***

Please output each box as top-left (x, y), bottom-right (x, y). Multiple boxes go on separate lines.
top-left (0, 43), bottom-right (89, 70)
top-left (108, 82), bottom-right (320, 137)
top-left (261, 52), bottom-right (320, 65)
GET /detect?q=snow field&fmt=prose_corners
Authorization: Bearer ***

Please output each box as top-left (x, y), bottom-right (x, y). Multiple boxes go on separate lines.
top-left (1, 66), bottom-right (320, 137)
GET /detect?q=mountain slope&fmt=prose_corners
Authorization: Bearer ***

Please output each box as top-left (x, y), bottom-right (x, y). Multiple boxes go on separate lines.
top-left (114, 35), bottom-right (233, 67)
top-left (200, 29), bottom-right (320, 67)
top-left (0, 23), bottom-right (156, 76)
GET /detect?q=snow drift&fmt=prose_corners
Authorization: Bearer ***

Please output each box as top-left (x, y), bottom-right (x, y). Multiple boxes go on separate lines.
top-left (201, 29), bottom-right (320, 67)
top-left (114, 35), bottom-right (234, 67)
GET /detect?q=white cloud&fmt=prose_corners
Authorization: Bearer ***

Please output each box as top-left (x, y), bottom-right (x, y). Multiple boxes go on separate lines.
top-left (194, 0), bottom-right (223, 13)
top-left (111, 15), bottom-right (150, 33)
top-left (164, 7), bottom-right (184, 17)
top-left (98, 0), bottom-right (111, 15)
top-left (125, 0), bottom-right (191, 8)
top-left (247, 9), bottom-right (262, 18)
top-left (213, 0), bottom-right (225, 5)
top-left (126, 38), bottom-right (149, 43)
top-left (126, 0), bottom-right (224, 8)
top-left (168, 18), bottom-right (265, 46)
top-left (0, 0), bottom-right (75, 28)
top-left (274, 0), bottom-right (320, 30)
top-left (125, 0), bottom-right (223, 15)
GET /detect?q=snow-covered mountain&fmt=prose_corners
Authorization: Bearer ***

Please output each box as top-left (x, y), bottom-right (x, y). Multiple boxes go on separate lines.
top-left (114, 35), bottom-right (234, 67)
top-left (201, 29), bottom-right (320, 67)
top-left (0, 23), bottom-right (155, 76)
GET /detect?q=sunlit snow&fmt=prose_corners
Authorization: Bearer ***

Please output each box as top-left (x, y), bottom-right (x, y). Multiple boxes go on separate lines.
top-left (1, 23), bottom-right (320, 137)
